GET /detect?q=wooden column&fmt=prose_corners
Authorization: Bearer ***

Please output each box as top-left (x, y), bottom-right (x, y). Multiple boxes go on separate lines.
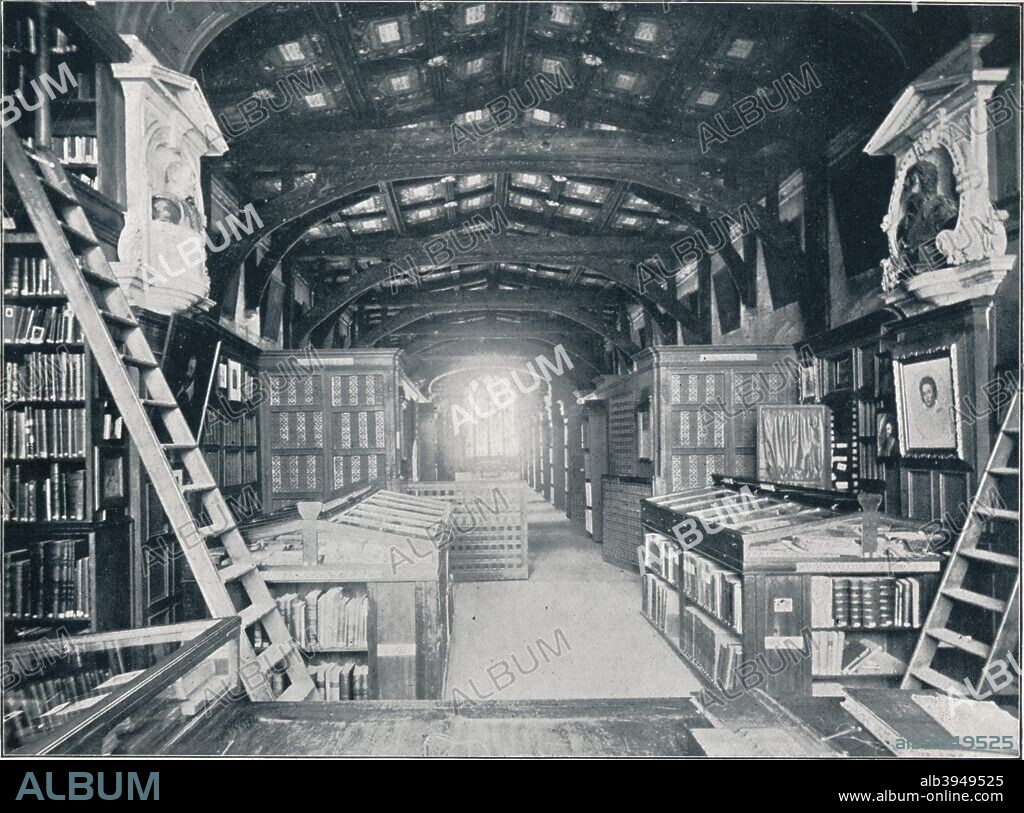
top-left (801, 157), bottom-right (831, 335)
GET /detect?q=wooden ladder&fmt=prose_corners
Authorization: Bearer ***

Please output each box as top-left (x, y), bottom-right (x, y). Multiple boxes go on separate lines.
top-left (3, 129), bottom-right (315, 702)
top-left (902, 390), bottom-right (1020, 697)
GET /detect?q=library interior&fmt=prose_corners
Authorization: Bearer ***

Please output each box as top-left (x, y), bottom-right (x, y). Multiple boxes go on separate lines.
top-left (1, 1), bottom-right (1020, 757)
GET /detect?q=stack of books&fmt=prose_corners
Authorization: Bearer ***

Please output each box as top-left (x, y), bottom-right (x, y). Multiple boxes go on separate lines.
top-left (680, 606), bottom-right (743, 691)
top-left (4, 465), bottom-right (87, 522)
top-left (811, 575), bottom-right (924, 629)
top-left (4, 257), bottom-right (65, 295)
top-left (50, 136), bottom-right (97, 165)
top-left (4, 539), bottom-right (91, 620)
top-left (680, 549), bottom-right (743, 633)
top-left (310, 661), bottom-right (370, 701)
top-left (643, 572), bottom-right (680, 639)
top-left (4, 353), bottom-right (85, 402)
top-left (4, 405), bottom-right (87, 458)
top-left (643, 533), bottom-right (680, 583)
top-left (266, 589), bottom-right (369, 651)
top-left (3, 303), bottom-right (82, 344)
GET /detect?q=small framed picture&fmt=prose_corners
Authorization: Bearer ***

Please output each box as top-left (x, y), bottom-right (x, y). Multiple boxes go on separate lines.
top-left (228, 359), bottom-right (242, 403)
top-left (799, 363), bottom-right (819, 403)
top-left (876, 353), bottom-right (895, 402)
top-left (218, 361), bottom-right (228, 390)
top-left (876, 411), bottom-right (899, 460)
top-left (893, 345), bottom-right (963, 461)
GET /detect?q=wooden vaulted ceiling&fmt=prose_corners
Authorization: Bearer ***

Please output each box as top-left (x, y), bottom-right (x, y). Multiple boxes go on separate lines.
top-left (189, 1), bottom-right (971, 359)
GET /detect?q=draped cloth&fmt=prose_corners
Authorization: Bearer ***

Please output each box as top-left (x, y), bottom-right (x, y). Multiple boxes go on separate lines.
top-left (757, 406), bottom-right (830, 488)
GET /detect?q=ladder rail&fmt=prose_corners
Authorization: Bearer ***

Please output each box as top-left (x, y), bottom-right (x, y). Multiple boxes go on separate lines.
top-left (902, 391), bottom-right (1020, 691)
top-left (4, 130), bottom-right (314, 702)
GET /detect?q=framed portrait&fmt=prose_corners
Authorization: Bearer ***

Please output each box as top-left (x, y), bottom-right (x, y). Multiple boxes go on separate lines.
top-left (97, 453), bottom-right (125, 507)
top-left (875, 411), bottom-right (899, 460)
top-left (218, 361), bottom-right (228, 390)
top-left (893, 345), bottom-right (963, 461)
top-left (228, 359), bottom-right (242, 403)
top-left (161, 317), bottom-right (221, 442)
top-left (799, 363), bottom-right (819, 403)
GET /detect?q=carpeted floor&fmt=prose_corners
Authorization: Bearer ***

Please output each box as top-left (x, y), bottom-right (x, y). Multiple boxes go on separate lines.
top-left (444, 493), bottom-right (704, 702)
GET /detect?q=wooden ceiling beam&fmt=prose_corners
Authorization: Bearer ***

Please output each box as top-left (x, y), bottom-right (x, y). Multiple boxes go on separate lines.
top-left (291, 247), bottom-right (703, 347)
top-left (294, 234), bottom-right (678, 266)
top-left (351, 304), bottom-right (640, 357)
top-left (315, 3), bottom-right (373, 120)
top-left (360, 289), bottom-right (628, 310)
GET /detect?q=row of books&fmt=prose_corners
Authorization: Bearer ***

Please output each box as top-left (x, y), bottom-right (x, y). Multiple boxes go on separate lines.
top-left (310, 661), bottom-right (371, 701)
top-left (4, 405), bottom-right (87, 458)
top-left (810, 575), bottom-right (925, 629)
top-left (831, 400), bottom-right (859, 491)
top-left (4, 257), bottom-right (65, 296)
top-left (4, 19), bottom-right (84, 55)
top-left (50, 135), bottom-right (97, 165)
top-left (680, 606), bottom-right (743, 693)
top-left (680, 549), bottom-right (743, 634)
top-left (811, 631), bottom-right (909, 677)
top-left (4, 353), bottom-right (85, 402)
top-left (3, 303), bottom-right (82, 344)
top-left (4, 539), bottom-right (91, 620)
top-left (205, 410), bottom-right (259, 447)
top-left (7, 670), bottom-right (123, 738)
top-left (643, 532), bottom-right (681, 584)
top-left (3, 465), bottom-right (87, 521)
top-left (274, 589), bottom-right (369, 650)
top-left (643, 572), bottom-right (680, 638)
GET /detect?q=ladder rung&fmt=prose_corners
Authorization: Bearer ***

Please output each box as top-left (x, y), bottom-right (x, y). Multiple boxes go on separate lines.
top-left (181, 481), bottom-right (216, 494)
top-left (960, 548), bottom-right (1019, 568)
top-left (162, 442), bottom-right (197, 452)
top-left (99, 309), bottom-right (139, 330)
top-left (989, 467), bottom-right (1019, 477)
top-left (141, 398), bottom-right (177, 410)
top-left (61, 221), bottom-right (99, 249)
top-left (925, 627), bottom-right (992, 659)
top-left (911, 666), bottom-right (968, 696)
top-left (239, 601), bottom-right (277, 628)
top-left (81, 266), bottom-right (120, 288)
top-left (38, 176), bottom-right (79, 206)
top-left (121, 354), bottom-right (158, 370)
top-left (975, 506), bottom-right (1019, 523)
top-left (217, 562), bottom-right (255, 583)
top-left (278, 682), bottom-right (315, 702)
top-left (942, 587), bottom-right (1007, 613)
top-left (198, 523), bottom-right (238, 539)
top-left (257, 643), bottom-right (290, 672)
top-left (1004, 426), bottom-right (1019, 436)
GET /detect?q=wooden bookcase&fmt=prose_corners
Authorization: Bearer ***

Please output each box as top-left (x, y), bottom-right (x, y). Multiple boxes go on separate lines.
top-left (242, 489), bottom-right (453, 700)
top-left (586, 345), bottom-right (799, 569)
top-left (259, 349), bottom-right (414, 511)
top-left (3, 47), bottom-right (129, 644)
top-left (580, 401), bottom-right (607, 541)
top-left (130, 311), bottom-right (265, 627)
top-left (640, 479), bottom-right (944, 696)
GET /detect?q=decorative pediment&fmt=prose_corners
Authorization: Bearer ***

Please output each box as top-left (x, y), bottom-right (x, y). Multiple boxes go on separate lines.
top-left (864, 36), bottom-right (1012, 311)
top-left (111, 35), bottom-right (229, 314)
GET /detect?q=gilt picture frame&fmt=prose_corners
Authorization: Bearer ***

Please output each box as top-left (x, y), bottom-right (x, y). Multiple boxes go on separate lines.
top-left (892, 345), bottom-right (964, 462)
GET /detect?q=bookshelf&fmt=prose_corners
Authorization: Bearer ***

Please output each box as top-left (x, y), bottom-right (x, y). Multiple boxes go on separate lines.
top-left (130, 311), bottom-right (265, 627)
top-left (259, 349), bottom-right (409, 512)
top-left (3, 5), bottom-right (103, 191)
top-left (640, 479), bottom-right (945, 696)
top-left (241, 489), bottom-right (454, 700)
top-left (3, 153), bottom-right (130, 643)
